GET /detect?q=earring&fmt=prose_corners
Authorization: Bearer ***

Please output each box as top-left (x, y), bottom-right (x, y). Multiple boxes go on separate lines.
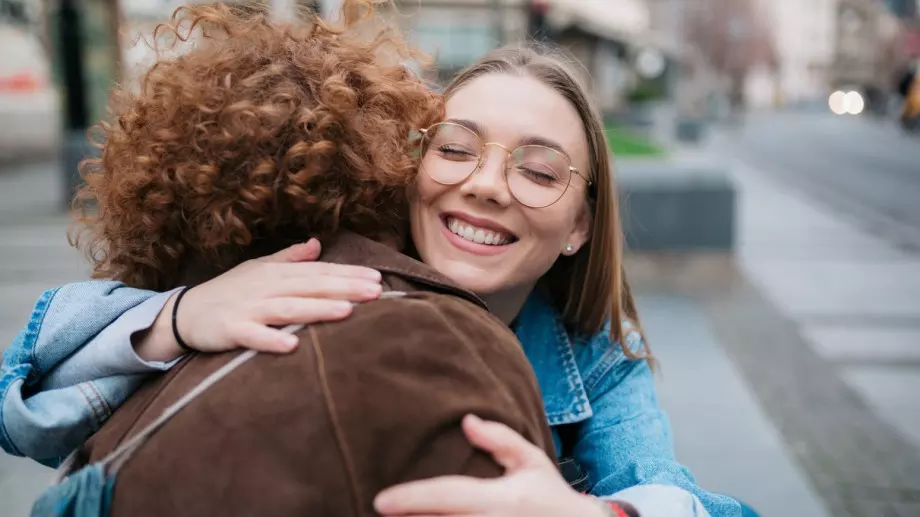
top-left (565, 244), bottom-right (574, 253)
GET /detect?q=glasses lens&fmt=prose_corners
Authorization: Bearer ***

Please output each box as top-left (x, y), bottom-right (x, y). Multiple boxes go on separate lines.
top-left (507, 146), bottom-right (572, 207)
top-left (420, 123), bottom-right (482, 185)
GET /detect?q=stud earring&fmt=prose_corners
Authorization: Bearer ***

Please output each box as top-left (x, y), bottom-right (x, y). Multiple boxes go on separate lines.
top-left (565, 244), bottom-right (574, 253)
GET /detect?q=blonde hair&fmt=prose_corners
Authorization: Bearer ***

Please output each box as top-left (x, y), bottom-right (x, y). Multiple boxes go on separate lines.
top-left (444, 44), bottom-right (650, 361)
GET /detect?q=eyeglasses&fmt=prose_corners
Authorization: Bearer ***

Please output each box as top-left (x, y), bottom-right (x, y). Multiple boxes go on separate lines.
top-left (412, 122), bottom-right (592, 209)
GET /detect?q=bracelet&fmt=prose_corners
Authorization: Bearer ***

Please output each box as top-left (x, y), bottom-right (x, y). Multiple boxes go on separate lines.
top-left (589, 496), bottom-right (638, 517)
top-left (171, 287), bottom-right (195, 353)
top-left (606, 502), bottom-right (630, 517)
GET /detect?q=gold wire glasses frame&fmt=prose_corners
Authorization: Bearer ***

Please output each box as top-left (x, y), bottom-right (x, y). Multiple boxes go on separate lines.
top-left (414, 122), bottom-right (593, 209)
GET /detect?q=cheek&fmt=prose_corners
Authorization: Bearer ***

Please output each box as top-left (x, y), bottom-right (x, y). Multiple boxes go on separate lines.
top-left (412, 172), bottom-right (448, 206)
top-left (522, 203), bottom-right (579, 243)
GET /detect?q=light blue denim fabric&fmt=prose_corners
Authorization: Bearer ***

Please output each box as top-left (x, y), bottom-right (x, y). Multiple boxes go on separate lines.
top-left (0, 282), bottom-right (166, 466)
top-left (2, 281), bottom-right (739, 516)
top-left (514, 289), bottom-right (739, 516)
top-left (29, 463), bottom-right (114, 517)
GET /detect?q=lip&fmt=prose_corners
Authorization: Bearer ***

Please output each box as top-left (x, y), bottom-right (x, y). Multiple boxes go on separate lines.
top-left (439, 213), bottom-right (516, 257)
top-left (441, 211), bottom-right (517, 237)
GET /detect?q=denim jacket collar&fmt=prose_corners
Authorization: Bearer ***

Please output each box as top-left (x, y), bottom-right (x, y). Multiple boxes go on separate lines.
top-left (513, 289), bottom-right (593, 426)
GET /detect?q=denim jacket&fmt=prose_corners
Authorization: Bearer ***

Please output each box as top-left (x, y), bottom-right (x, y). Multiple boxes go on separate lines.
top-left (1, 281), bottom-right (740, 517)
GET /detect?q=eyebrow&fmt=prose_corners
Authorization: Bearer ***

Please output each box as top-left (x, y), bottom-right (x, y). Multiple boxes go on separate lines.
top-left (445, 118), bottom-right (484, 136)
top-left (444, 118), bottom-right (572, 160)
top-left (518, 135), bottom-right (571, 160)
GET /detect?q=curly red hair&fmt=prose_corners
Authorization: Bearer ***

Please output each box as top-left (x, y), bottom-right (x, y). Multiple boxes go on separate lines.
top-left (73, 1), bottom-right (442, 291)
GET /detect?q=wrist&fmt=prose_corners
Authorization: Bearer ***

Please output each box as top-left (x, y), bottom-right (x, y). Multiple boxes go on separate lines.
top-left (132, 291), bottom-right (186, 362)
top-left (170, 286), bottom-right (197, 354)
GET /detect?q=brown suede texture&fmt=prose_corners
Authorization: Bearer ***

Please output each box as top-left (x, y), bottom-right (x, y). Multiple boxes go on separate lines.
top-left (79, 233), bottom-right (555, 517)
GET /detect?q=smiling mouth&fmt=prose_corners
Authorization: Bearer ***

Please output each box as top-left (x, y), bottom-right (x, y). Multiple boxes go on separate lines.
top-left (442, 215), bottom-right (518, 246)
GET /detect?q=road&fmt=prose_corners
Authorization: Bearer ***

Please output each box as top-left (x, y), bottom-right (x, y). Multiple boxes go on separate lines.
top-left (712, 112), bottom-right (920, 250)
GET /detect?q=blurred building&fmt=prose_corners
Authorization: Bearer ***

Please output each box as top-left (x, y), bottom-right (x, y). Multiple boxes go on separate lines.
top-left (533, 0), bottom-right (657, 114)
top-left (115, 0), bottom-right (668, 115)
top-left (119, 0), bottom-right (321, 90)
top-left (385, 0), bottom-right (661, 115)
top-left (748, 0), bottom-right (837, 108)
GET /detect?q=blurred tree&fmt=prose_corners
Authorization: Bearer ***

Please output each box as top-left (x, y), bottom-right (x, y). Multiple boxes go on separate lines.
top-left (683, 0), bottom-right (777, 111)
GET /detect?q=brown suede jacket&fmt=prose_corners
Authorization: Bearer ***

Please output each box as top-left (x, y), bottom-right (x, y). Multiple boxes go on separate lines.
top-left (75, 232), bottom-right (555, 517)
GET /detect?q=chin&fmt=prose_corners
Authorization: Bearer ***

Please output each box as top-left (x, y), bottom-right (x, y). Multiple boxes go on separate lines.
top-left (436, 260), bottom-right (503, 295)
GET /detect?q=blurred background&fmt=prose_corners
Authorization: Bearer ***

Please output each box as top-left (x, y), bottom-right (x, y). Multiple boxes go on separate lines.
top-left (1, 1), bottom-right (920, 516)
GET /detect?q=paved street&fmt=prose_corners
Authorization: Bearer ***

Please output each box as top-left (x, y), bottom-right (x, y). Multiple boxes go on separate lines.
top-left (715, 112), bottom-right (920, 250)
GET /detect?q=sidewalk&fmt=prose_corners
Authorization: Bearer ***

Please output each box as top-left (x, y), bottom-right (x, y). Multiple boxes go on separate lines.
top-left (638, 293), bottom-right (831, 517)
top-left (719, 153), bottom-right (920, 517)
top-left (0, 162), bottom-right (85, 517)
top-left (627, 138), bottom-right (920, 517)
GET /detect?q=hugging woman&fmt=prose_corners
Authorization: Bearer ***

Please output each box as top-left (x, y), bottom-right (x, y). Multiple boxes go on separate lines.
top-left (2, 1), bottom-right (741, 516)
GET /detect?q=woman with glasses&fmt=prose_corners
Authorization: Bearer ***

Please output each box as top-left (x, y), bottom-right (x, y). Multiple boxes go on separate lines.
top-left (0, 6), bottom-right (742, 516)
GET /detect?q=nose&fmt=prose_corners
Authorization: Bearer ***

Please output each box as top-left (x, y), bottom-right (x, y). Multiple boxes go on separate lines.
top-left (459, 145), bottom-right (513, 206)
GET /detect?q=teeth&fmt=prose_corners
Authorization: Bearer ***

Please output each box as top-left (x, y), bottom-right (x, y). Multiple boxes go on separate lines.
top-left (446, 217), bottom-right (512, 246)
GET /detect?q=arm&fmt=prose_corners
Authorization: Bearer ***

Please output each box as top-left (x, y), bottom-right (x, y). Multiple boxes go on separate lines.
top-left (1, 244), bottom-right (383, 466)
top-left (0, 281), bottom-right (163, 465)
top-left (573, 332), bottom-right (741, 517)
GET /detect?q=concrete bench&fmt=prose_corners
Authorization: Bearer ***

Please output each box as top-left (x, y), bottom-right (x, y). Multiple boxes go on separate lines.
top-left (616, 159), bottom-right (736, 252)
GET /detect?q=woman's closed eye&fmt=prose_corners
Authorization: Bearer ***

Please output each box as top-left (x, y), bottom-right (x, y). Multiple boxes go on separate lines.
top-left (437, 145), bottom-right (478, 160)
top-left (517, 165), bottom-right (561, 185)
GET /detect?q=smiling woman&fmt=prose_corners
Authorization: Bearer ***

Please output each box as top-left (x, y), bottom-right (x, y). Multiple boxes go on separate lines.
top-left (410, 72), bottom-right (595, 325)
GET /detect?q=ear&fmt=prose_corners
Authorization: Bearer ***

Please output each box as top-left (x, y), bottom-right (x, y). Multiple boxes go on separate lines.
top-left (562, 204), bottom-right (592, 256)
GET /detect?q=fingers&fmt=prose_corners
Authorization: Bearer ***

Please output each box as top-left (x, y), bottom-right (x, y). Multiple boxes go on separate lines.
top-left (271, 276), bottom-right (382, 302)
top-left (261, 239), bottom-right (322, 263)
top-left (275, 261), bottom-right (382, 281)
top-left (374, 476), bottom-right (497, 515)
top-left (255, 297), bottom-right (354, 327)
top-left (223, 299), bottom-right (354, 354)
top-left (230, 322), bottom-right (302, 354)
top-left (258, 241), bottom-right (382, 282)
top-left (461, 414), bottom-right (549, 471)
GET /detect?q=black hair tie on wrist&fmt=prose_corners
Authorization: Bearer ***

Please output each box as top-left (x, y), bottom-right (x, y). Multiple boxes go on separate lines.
top-left (172, 287), bottom-right (195, 353)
